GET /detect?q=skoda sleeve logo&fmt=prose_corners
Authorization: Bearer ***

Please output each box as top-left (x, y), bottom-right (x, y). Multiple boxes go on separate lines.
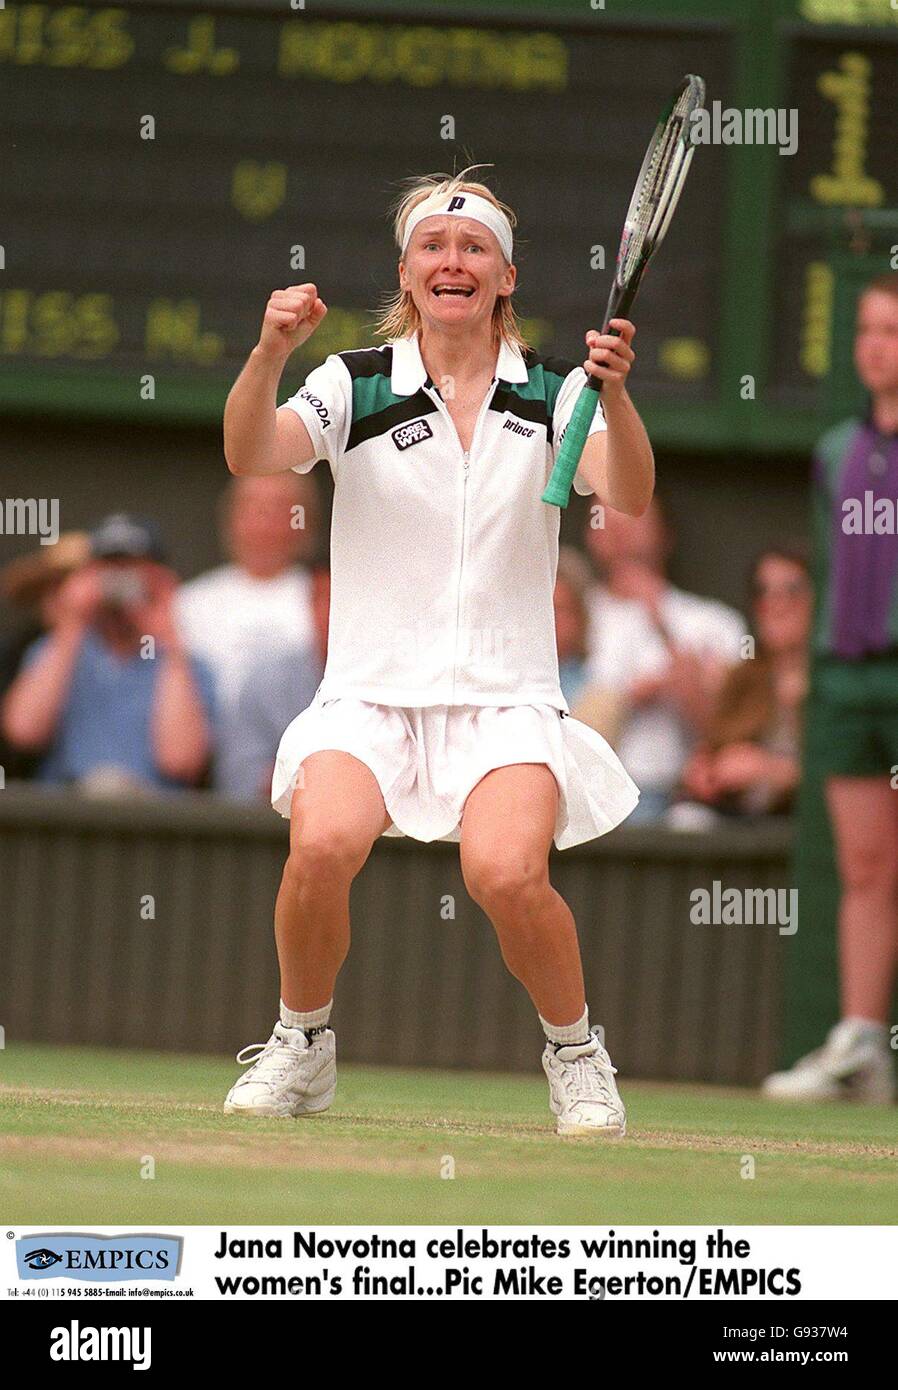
top-left (392, 419), bottom-right (433, 451)
top-left (297, 388), bottom-right (332, 430)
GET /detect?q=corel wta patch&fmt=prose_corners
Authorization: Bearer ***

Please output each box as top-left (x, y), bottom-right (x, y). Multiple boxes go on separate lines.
top-left (392, 419), bottom-right (433, 451)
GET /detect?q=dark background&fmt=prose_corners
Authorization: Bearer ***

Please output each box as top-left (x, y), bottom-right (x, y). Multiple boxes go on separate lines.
top-left (5, 0), bottom-right (871, 625)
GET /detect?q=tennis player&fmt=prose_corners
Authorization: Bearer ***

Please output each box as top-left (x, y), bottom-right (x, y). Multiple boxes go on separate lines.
top-left (221, 170), bottom-right (654, 1136)
top-left (764, 273), bottom-right (898, 1104)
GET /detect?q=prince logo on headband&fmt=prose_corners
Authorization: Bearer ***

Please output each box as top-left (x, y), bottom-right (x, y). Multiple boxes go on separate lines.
top-left (400, 191), bottom-right (514, 264)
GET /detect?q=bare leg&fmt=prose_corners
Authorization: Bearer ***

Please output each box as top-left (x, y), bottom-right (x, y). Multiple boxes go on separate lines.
top-left (825, 775), bottom-right (898, 1023)
top-left (275, 750), bottom-right (392, 1012)
top-left (459, 763), bottom-right (586, 1025)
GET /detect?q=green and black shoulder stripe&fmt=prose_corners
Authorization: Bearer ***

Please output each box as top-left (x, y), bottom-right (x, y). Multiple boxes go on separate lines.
top-left (490, 350), bottom-right (579, 435)
top-left (339, 346), bottom-right (438, 452)
top-left (337, 344), bottom-right (580, 450)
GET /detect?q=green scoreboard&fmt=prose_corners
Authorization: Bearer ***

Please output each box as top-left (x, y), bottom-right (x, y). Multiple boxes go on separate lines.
top-left (2, 0), bottom-right (896, 450)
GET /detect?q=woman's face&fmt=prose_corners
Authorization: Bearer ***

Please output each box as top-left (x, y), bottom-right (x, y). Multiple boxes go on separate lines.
top-left (854, 290), bottom-right (898, 396)
top-left (399, 216), bottom-right (516, 339)
top-left (752, 555), bottom-right (812, 654)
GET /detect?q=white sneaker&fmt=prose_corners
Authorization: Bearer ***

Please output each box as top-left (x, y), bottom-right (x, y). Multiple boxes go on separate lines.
top-left (762, 1019), bottom-right (896, 1104)
top-left (542, 1030), bottom-right (627, 1137)
top-left (223, 1022), bottom-right (336, 1117)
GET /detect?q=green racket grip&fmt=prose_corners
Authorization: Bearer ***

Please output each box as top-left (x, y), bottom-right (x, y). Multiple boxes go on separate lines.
top-left (541, 378), bottom-right (601, 508)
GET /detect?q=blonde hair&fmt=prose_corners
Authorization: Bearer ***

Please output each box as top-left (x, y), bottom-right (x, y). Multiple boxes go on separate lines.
top-left (373, 165), bottom-right (530, 353)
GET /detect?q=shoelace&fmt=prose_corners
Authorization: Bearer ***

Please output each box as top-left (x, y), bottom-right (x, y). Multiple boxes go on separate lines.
top-left (560, 1049), bottom-right (619, 1106)
top-left (235, 1033), bottom-right (306, 1083)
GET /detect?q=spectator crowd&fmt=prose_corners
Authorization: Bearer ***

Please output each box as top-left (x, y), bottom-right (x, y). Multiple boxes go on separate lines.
top-left (0, 480), bottom-right (809, 825)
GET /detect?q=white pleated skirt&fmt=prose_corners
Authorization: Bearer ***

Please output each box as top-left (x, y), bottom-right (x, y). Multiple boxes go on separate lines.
top-left (271, 692), bottom-right (640, 850)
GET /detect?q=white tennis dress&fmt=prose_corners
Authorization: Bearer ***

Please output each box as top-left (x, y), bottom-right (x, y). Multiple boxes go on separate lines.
top-left (270, 331), bottom-right (640, 848)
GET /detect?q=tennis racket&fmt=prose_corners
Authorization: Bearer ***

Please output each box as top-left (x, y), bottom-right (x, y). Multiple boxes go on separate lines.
top-left (542, 74), bottom-right (706, 508)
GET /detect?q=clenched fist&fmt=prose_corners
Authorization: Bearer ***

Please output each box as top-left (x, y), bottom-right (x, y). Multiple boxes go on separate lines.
top-left (257, 283), bottom-right (327, 361)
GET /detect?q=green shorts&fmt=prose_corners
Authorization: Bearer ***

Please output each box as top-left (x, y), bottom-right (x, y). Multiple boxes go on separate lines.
top-left (809, 653), bottom-right (898, 779)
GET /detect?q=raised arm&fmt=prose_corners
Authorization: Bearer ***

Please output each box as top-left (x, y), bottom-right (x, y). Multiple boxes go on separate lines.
top-left (576, 319), bottom-right (654, 518)
top-left (224, 283), bottom-right (328, 477)
top-left (137, 569), bottom-right (214, 784)
top-left (1, 566), bottom-right (103, 749)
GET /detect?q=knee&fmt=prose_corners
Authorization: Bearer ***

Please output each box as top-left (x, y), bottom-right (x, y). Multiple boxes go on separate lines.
top-left (463, 847), bottom-right (549, 914)
top-left (284, 826), bottom-right (370, 889)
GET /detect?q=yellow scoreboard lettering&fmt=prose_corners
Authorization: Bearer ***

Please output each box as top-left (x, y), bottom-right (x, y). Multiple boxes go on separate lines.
top-left (800, 0), bottom-right (898, 23)
top-left (145, 300), bottom-right (223, 364)
top-left (278, 19), bottom-right (567, 92)
top-left (302, 307), bottom-right (553, 362)
top-left (297, 307), bottom-right (371, 360)
top-left (442, 27), bottom-right (481, 86)
top-left (515, 34), bottom-right (568, 93)
top-left (810, 53), bottom-right (884, 208)
top-left (0, 11), bottom-right (12, 60)
top-left (73, 293), bottom-right (120, 357)
top-left (517, 317), bottom-right (552, 352)
top-left (394, 26), bottom-right (454, 89)
top-left (0, 290), bottom-right (31, 354)
top-left (32, 291), bottom-right (118, 357)
top-left (316, 23), bottom-right (377, 84)
top-left (0, 290), bottom-right (118, 357)
top-left (85, 7), bottom-right (132, 69)
top-left (164, 16), bottom-right (239, 76)
top-left (4, 3), bottom-right (52, 64)
top-left (231, 161), bottom-right (287, 221)
top-left (659, 338), bottom-right (711, 381)
top-left (31, 290), bottom-right (78, 355)
top-left (0, 5), bottom-right (133, 68)
top-left (800, 261), bottom-right (834, 379)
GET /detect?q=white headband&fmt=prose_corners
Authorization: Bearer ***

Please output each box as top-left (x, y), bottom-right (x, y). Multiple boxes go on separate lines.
top-left (401, 191), bottom-right (513, 263)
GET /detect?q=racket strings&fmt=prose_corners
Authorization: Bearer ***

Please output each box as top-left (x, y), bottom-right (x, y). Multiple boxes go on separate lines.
top-left (622, 117), bottom-right (686, 274)
top-left (618, 79), bottom-right (704, 281)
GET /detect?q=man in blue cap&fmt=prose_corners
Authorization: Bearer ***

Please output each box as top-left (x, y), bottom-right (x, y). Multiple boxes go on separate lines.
top-left (1, 514), bottom-right (216, 793)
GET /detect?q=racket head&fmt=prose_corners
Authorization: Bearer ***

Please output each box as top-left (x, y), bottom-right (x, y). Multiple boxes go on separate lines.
top-left (611, 74), bottom-right (706, 300)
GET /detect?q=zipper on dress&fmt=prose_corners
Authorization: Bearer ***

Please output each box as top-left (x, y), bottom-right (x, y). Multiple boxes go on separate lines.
top-left (427, 383), bottom-right (496, 701)
top-left (454, 450), bottom-right (470, 701)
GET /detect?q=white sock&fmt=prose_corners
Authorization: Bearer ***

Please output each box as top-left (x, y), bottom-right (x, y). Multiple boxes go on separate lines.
top-left (841, 1016), bottom-right (889, 1043)
top-left (540, 1006), bottom-right (590, 1047)
top-left (280, 998), bottom-right (333, 1037)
